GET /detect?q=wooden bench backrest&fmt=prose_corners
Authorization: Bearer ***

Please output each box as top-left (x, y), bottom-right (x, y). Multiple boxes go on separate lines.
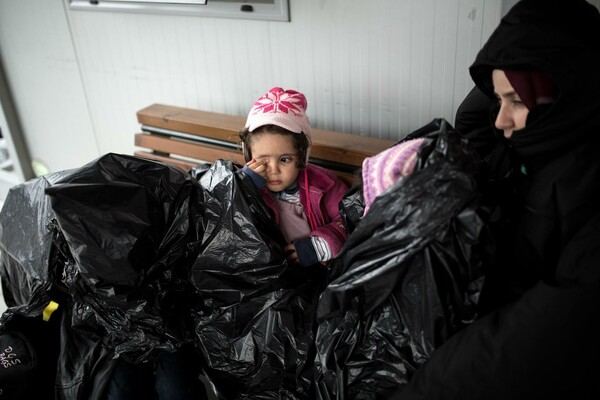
top-left (134, 103), bottom-right (396, 186)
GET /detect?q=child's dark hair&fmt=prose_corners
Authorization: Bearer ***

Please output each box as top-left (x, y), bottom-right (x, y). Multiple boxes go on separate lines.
top-left (239, 124), bottom-right (311, 169)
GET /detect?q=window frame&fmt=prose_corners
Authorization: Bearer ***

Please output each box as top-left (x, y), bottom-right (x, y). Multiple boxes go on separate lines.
top-left (67, 0), bottom-right (290, 22)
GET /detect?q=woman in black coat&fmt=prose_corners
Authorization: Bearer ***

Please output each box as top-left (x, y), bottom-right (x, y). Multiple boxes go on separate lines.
top-left (391, 0), bottom-right (600, 398)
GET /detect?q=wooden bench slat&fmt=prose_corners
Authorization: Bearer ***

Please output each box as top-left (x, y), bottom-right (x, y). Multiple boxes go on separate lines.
top-left (135, 133), bottom-right (246, 165)
top-left (136, 104), bottom-right (396, 168)
top-left (133, 151), bottom-right (199, 172)
top-left (137, 104), bottom-right (246, 142)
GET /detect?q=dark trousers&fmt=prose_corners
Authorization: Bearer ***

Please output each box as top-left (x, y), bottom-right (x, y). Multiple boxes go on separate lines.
top-left (103, 349), bottom-right (207, 400)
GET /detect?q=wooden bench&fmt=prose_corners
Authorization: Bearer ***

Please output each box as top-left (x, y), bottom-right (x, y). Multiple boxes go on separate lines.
top-left (134, 104), bottom-right (396, 186)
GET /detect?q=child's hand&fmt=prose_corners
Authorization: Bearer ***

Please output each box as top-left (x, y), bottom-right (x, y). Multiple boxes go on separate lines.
top-left (284, 243), bottom-right (299, 265)
top-left (246, 158), bottom-right (268, 180)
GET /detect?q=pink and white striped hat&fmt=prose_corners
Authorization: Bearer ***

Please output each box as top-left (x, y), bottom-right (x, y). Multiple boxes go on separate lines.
top-left (362, 138), bottom-right (424, 214)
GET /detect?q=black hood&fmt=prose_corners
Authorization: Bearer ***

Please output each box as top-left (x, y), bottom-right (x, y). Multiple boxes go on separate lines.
top-left (469, 0), bottom-right (600, 163)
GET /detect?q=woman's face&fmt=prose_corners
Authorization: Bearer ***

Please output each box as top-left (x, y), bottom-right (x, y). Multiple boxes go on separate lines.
top-left (250, 132), bottom-right (301, 192)
top-left (492, 69), bottom-right (530, 139)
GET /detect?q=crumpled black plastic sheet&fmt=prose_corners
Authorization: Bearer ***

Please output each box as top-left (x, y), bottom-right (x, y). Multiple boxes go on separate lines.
top-left (43, 153), bottom-right (205, 362)
top-left (0, 169), bottom-right (73, 319)
top-left (190, 159), bottom-right (326, 399)
top-left (0, 163), bottom-right (125, 399)
top-left (1, 153), bottom-right (207, 398)
top-left (314, 119), bottom-right (489, 399)
top-left (1, 154), bottom-right (327, 399)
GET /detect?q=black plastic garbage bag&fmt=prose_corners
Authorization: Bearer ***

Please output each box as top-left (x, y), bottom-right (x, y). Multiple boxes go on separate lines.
top-left (1, 153), bottom-right (207, 398)
top-left (55, 304), bottom-right (117, 400)
top-left (314, 119), bottom-right (489, 399)
top-left (189, 159), bottom-right (327, 400)
top-left (0, 169), bottom-right (106, 399)
top-left (0, 170), bottom-right (73, 316)
top-left (1, 153), bottom-right (327, 399)
top-left (44, 153), bottom-right (204, 362)
top-left (337, 184), bottom-right (363, 237)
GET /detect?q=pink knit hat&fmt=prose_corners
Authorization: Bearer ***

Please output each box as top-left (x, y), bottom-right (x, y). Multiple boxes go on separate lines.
top-left (362, 138), bottom-right (424, 214)
top-left (245, 87), bottom-right (312, 139)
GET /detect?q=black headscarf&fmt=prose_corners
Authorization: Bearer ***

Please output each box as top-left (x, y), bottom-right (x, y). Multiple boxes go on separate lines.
top-left (469, 0), bottom-right (600, 164)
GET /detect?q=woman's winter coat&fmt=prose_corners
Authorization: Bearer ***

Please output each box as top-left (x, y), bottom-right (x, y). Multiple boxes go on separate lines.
top-left (392, 1), bottom-right (600, 398)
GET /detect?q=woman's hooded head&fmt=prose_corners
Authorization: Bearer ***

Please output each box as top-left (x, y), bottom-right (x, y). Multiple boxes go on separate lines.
top-left (469, 0), bottom-right (600, 162)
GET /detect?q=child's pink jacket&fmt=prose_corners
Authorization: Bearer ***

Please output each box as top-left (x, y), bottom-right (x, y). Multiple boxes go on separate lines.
top-left (260, 163), bottom-right (349, 257)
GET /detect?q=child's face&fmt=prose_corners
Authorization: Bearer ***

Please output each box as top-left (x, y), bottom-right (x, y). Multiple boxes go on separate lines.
top-left (250, 132), bottom-right (301, 192)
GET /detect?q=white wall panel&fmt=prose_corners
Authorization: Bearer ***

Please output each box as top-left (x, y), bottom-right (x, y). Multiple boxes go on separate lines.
top-left (0, 0), bottom-right (98, 173)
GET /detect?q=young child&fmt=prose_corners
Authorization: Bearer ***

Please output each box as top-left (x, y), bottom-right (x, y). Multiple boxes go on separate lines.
top-left (240, 87), bottom-right (348, 267)
top-left (360, 137), bottom-right (424, 215)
